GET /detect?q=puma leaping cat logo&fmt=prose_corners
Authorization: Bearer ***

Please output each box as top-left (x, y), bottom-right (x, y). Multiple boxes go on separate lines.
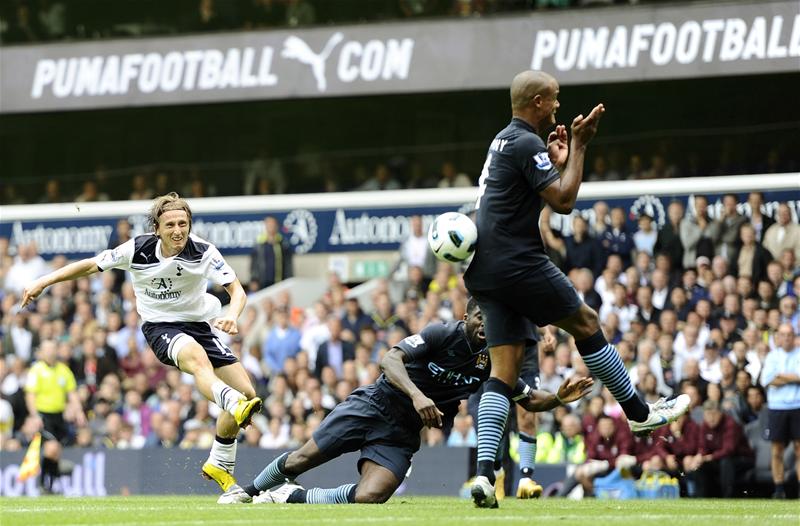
top-left (282, 32), bottom-right (344, 92)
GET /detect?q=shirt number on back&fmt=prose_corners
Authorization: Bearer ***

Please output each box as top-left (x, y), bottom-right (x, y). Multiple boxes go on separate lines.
top-left (475, 153), bottom-right (492, 209)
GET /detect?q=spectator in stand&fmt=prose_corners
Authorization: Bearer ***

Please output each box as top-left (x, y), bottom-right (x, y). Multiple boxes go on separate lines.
top-left (564, 215), bottom-right (601, 275)
top-left (731, 223), bottom-right (773, 285)
top-left (370, 292), bottom-right (406, 341)
top-left (538, 354), bottom-right (563, 395)
top-left (684, 399), bottom-right (754, 498)
top-left (250, 216), bottom-right (294, 291)
top-left (129, 174), bottom-right (154, 201)
top-left (763, 203), bottom-right (800, 261)
top-left (651, 269), bottom-right (670, 311)
top-left (397, 215), bottom-right (436, 280)
top-left (625, 153), bottom-right (646, 180)
top-left (599, 282), bottom-right (637, 334)
top-left (6, 243), bottom-right (51, 298)
top-left (590, 201), bottom-right (610, 238)
top-left (357, 163), bottom-right (401, 191)
top-left (570, 268), bottom-right (602, 313)
top-left (759, 323), bottom-right (800, 499)
top-left (38, 179), bottom-right (65, 204)
top-left (586, 155), bottom-right (619, 182)
top-left (447, 413), bottom-right (477, 447)
top-left (652, 412), bottom-right (700, 489)
top-left (599, 207), bottom-right (635, 269)
top-left (746, 192), bottom-right (774, 244)
top-left (757, 279), bottom-right (779, 311)
top-left (340, 298), bottom-right (372, 344)
top-left (314, 316), bottom-right (355, 379)
top-left (642, 153), bottom-right (677, 180)
top-left (778, 295), bottom-right (799, 333)
top-left (242, 146), bottom-right (287, 195)
top-left (436, 161), bottom-right (472, 188)
top-left (570, 414), bottom-right (632, 497)
top-left (736, 384), bottom-right (767, 426)
top-left (263, 307), bottom-right (301, 374)
top-left (655, 201), bottom-right (686, 277)
top-left (776, 250), bottom-right (798, 297)
top-left (635, 285), bottom-right (661, 326)
top-left (633, 213), bottom-right (657, 257)
top-left (715, 193), bottom-right (747, 261)
top-left (74, 180), bottom-right (109, 202)
top-left (536, 413), bottom-right (586, 464)
top-left (683, 196), bottom-right (721, 270)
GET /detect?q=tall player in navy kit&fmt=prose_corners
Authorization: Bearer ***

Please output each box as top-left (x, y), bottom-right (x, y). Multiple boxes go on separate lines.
top-left (463, 71), bottom-right (690, 507)
top-left (217, 299), bottom-right (593, 505)
top-left (21, 193), bottom-right (262, 493)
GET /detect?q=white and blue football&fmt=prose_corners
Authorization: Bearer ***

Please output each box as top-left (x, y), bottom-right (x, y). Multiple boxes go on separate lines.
top-left (427, 212), bottom-right (478, 263)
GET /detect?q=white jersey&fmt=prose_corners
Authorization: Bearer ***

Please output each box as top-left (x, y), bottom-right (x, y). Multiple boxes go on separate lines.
top-left (95, 233), bottom-right (235, 323)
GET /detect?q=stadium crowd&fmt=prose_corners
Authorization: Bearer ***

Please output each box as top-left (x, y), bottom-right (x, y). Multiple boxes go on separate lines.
top-left (4, 141), bottom-right (795, 207)
top-left (1, 192), bottom-right (799, 499)
top-left (2, 0), bottom-right (665, 44)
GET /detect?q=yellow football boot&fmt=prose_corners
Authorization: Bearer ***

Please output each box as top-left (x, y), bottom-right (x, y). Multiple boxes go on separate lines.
top-left (202, 462), bottom-right (237, 492)
top-left (516, 477), bottom-right (543, 499)
top-left (233, 397), bottom-right (262, 428)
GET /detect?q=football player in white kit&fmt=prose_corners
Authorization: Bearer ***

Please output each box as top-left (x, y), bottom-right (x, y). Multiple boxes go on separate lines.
top-left (21, 192), bottom-right (262, 492)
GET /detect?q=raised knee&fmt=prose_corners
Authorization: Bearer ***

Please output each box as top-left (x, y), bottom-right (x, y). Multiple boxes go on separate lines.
top-left (355, 487), bottom-right (391, 504)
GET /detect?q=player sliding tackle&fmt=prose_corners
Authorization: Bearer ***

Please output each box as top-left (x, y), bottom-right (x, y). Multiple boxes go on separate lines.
top-left (218, 299), bottom-right (593, 505)
top-left (463, 70), bottom-right (690, 508)
top-left (21, 193), bottom-right (262, 493)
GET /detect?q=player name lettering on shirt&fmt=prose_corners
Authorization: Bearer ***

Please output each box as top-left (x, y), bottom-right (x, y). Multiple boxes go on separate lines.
top-left (489, 139), bottom-right (508, 152)
top-left (427, 362), bottom-right (480, 386)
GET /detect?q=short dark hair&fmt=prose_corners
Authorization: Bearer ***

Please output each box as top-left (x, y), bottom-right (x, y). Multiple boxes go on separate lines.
top-left (466, 297), bottom-right (480, 316)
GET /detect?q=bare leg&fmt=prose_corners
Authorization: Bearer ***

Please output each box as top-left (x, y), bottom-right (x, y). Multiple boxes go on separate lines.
top-left (353, 460), bottom-right (401, 503)
top-left (771, 442), bottom-right (785, 488)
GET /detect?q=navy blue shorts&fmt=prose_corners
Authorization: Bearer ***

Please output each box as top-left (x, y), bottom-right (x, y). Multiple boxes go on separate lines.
top-left (520, 343), bottom-right (540, 389)
top-left (766, 408), bottom-right (800, 443)
top-left (469, 261), bottom-right (581, 348)
top-left (141, 321), bottom-right (238, 369)
top-left (313, 383), bottom-right (420, 482)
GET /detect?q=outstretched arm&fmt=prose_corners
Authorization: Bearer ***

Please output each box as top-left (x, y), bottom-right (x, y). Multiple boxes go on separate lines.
top-left (21, 258), bottom-right (100, 308)
top-left (516, 376), bottom-right (594, 413)
top-left (540, 104), bottom-right (605, 214)
top-left (381, 348), bottom-right (443, 428)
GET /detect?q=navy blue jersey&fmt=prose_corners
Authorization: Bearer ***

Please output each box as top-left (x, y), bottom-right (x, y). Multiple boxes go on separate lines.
top-left (465, 118), bottom-right (560, 290)
top-left (377, 321), bottom-right (490, 421)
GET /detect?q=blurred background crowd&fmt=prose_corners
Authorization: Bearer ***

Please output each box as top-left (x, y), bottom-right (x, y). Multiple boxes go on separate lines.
top-left (1, 0), bottom-right (686, 45)
top-left (1, 189), bottom-right (798, 498)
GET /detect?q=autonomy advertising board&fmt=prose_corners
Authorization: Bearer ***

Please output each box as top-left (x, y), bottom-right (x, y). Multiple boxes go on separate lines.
top-left (2, 191), bottom-right (798, 261)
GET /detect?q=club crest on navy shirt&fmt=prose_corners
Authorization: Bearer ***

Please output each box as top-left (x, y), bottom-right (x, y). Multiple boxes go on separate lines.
top-left (475, 354), bottom-right (489, 370)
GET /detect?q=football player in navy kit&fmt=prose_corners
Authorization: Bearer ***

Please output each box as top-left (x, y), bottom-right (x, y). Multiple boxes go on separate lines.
top-left (21, 193), bottom-right (262, 493)
top-left (217, 298), bottom-right (593, 505)
top-left (463, 70), bottom-right (689, 507)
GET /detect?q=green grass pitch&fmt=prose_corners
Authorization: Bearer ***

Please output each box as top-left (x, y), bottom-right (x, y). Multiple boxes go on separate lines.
top-left (0, 496), bottom-right (797, 526)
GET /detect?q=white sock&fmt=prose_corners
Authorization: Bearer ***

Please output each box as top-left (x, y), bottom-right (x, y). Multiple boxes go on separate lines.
top-left (211, 381), bottom-right (245, 414)
top-left (208, 436), bottom-right (237, 474)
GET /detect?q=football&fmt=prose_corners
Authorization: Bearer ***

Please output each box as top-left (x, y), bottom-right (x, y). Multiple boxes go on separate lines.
top-left (427, 212), bottom-right (478, 262)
